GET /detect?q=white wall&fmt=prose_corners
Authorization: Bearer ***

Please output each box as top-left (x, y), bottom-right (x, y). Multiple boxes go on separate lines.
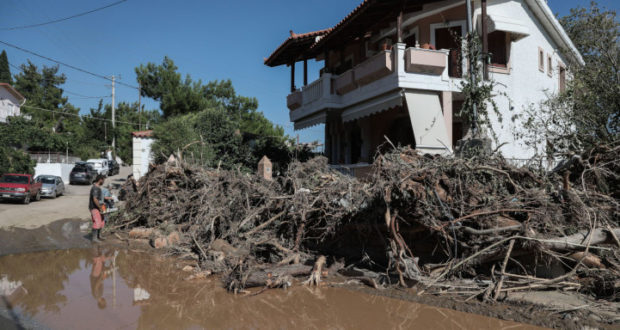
top-left (473, 0), bottom-right (572, 159)
top-left (34, 163), bottom-right (75, 184)
top-left (0, 87), bottom-right (21, 123)
top-left (132, 136), bottom-right (154, 180)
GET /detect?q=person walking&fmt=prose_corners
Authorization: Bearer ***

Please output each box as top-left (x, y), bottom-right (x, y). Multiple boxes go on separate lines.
top-left (89, 175), bottom-right (106, 242)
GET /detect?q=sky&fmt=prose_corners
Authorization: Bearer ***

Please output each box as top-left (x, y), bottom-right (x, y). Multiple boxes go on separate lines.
top-left (0, 0), bottom-right (617, 144)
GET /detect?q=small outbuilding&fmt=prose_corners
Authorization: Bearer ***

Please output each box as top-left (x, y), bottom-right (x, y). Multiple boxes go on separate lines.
top-left (132, 130), bottom-right (154, 180)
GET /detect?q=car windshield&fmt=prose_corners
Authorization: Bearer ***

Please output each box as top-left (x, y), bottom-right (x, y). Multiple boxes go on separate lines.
top-left (39, 178), bottom-right (56, 184)
top-left (0, 175), bottom-right (29, 184)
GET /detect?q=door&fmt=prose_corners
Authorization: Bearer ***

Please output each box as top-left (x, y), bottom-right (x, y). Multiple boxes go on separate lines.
top-left (434, 26), bottom-right (462, 78)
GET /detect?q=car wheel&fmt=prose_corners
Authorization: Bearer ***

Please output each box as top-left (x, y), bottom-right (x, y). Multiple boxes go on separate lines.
top-left (52, 191), bottom-right (57, 199)
top-left (35, 191), bottom-right (41, 201)
top-left (23, 195), bottom-right (30, 204)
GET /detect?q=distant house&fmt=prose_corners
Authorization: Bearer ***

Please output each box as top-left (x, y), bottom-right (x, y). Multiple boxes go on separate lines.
top-left (0, 83), bottom-right (25, 123)
top-left (265, 0), bottom-right (583, 168)
top-left (132, 130), bottom-right (154, 180)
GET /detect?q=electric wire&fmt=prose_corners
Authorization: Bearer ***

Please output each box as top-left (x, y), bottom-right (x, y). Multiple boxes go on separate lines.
top-left (1, 0), bottom-right (128, 31)
top-left (0, 40), bottom-right (139, 89)
top-left (21, 104), bottom-right (142, 126)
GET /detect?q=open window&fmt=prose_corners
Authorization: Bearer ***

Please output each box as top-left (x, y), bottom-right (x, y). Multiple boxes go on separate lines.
top-left (547, 54), bottom-right (553, 77)
top-left (488, 31), bottom-right (508, 68)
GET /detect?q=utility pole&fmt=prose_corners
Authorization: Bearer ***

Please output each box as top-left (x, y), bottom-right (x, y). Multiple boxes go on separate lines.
top-left (111, 75), bottom-right (116, 155)
top-left (138, 84), bottom-right (142, 131)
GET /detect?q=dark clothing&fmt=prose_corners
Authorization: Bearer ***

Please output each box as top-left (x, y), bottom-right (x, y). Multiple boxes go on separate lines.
top-left (89, 185), bottom-right (102, 210)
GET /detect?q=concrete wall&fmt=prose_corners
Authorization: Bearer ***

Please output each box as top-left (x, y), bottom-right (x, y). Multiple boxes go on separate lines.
top-left (132, 136), bottom-right (154, 180)
top-left (34, 163), bottom-right (75, 184)
top-left (0, 87), bottom-right (21, 123)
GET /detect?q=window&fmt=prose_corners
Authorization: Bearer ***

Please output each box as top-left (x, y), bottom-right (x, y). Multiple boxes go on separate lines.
top-left (538, 48), bottom-right (545, 72)
top-left (488, 31), bottom-right (508, 67)
top-left (559, 64), bottom-right (566, 92)
top-left (547, 54), bottom-right (553, 77)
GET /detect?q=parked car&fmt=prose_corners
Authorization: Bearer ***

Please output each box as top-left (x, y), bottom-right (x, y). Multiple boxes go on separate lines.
top-left (0, 173), bottom-right (42, 204)
top-left (70, 162), bottom-right (97, 185)
top-left (35, 175), bottom-right (65, 198)
top-left (86, 159), bottom-right (109, 177)
top-left (108, 159), bottom-right (120, 176)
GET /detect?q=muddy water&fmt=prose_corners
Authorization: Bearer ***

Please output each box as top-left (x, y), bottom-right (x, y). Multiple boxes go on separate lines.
top-left (0, 248), bottom-right (540, 329)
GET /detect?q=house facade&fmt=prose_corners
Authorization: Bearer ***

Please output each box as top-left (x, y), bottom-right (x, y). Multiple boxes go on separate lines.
top-left (265, 0), bottom-right (582, 168)
top-left (0, 83), bottom-right (25, 123)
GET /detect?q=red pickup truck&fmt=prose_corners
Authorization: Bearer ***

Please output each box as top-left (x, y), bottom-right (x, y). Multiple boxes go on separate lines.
top-left (0, 173), bottom-right (42, 204)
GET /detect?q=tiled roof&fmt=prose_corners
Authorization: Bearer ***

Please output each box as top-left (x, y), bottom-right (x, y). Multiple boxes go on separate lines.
top-left (310, 0), bottom-right (372, 50)
top-left (264, 28), bottom-right (331, 67)
top-left (0, 83), bottom-right (26, 101)
top-left (131, 130), bottom-right (153, 138)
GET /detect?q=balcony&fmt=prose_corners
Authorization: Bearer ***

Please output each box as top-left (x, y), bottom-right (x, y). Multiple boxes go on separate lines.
top-left (405, 48), bottom-right (448, 75)
top-left (288, 43), bottom-right (463, 128)
top-left (286, 90), bottom-right (302, 110)
top-left (334, 70), bottom-right (355, 95)
top-left (354, 50), bottom-right (393, 86)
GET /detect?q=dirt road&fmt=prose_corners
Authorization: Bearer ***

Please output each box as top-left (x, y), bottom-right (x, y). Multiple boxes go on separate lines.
top-left (0, 167), bottom-right (132, 229)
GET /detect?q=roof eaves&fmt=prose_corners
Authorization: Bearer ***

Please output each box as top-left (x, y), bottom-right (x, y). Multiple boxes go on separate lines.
top-left (264, 28), bottom-right (332, 67)
top-left (0, 83), bottom-right (26, 101)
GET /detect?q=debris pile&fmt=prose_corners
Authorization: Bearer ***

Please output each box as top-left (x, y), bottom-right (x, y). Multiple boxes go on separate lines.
top-left (113, 143), bottom-right (619, 301)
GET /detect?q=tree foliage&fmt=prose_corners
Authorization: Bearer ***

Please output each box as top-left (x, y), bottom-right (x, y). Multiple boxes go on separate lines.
top-left (519, 2), bottom-right (619, 157)
top-left (138, 56), bottom-right (295, 170)
top-left (559, 1), bottom-right (620, 146)
top-left (151, 108), bottom-right (250, 169)
top-left (0, 50), bottom-right (12, 85)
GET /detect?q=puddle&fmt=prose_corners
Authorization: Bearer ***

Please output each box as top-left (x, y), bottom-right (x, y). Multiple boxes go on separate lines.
top-left (0, 248), bottom-right (541, 329)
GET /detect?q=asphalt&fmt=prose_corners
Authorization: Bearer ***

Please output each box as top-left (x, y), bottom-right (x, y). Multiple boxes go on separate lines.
top-left (0, 166), bottom-right (132, 230)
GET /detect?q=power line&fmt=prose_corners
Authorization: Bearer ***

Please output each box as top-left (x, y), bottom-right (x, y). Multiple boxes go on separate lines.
top-left (1, 0), bottom-right (127, 31)
top-left (0, 40), bottom-right (139, 90)
top-left (21, 104), bottom-right (141, 126)
top-left (64, 90), bottom-right (111, 99)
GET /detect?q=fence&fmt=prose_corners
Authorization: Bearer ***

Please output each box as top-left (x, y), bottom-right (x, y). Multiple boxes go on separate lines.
top-left (29, 152), bottom-right (81, 164)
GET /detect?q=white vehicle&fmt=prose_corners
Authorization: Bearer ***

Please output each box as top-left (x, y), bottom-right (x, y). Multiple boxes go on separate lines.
top-left (86, 159), bottom-right (110, 176)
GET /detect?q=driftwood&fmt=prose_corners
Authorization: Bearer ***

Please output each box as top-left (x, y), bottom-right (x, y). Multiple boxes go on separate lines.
top-left (113, 143), bottom-right (619, 300)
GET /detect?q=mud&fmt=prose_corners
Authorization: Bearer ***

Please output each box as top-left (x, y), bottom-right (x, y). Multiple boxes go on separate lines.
top-left (0, 247), bottom-right (545, 330)
top-left (0, 219), bottom-right (91, 256)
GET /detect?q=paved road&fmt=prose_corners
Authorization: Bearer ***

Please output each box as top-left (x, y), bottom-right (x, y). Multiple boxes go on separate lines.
top-left (0, 166), bottom-right (132, 229)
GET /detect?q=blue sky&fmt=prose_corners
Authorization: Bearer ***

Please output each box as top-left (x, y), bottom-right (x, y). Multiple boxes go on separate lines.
top-left (0, 0), bottom-right (616, 143)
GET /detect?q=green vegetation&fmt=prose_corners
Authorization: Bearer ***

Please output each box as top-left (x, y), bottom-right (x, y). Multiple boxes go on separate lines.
top-left (519, 2), bottom-right (619, 156)
top-left (0, 52), bottom-right (303, 175)
top-left (140, 56), bottom-right (299, 171)
top-left (0, 50), bottom-right (12, 84)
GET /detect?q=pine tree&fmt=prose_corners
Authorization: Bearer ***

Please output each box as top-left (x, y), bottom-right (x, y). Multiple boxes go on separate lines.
top-left (0, 50), bottom-right (13, 85)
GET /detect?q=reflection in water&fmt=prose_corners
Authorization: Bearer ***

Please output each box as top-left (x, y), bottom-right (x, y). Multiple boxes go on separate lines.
top-left (0, 248), bottom-right (541, 329)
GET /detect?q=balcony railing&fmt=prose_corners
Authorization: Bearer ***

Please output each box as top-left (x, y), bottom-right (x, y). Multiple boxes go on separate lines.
top-left (354, 50), bottom-right (393, 86)
top-left (405, 48), bottom-right (448, 75)
top-left (287, 43), bottom-right (459, 118)
top-left (302, 77), bottom-right (323, 106)
top-left (334, 69), bottom-right (355, 95)
top-left (287, 90), bottom-right (302, 110)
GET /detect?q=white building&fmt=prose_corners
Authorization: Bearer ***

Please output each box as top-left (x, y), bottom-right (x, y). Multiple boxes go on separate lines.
top-left (265, 0), bottom-right (583, 168)
top-left (0, 83), bottom-right (25, 123)
top-left (132, 130), bottom-right (155, 180)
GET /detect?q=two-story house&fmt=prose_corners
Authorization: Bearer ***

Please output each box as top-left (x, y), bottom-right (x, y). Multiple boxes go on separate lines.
top-left (265, 0), bottom-right (583, 170)
top-left (0, 83), bottom-right (25, 124)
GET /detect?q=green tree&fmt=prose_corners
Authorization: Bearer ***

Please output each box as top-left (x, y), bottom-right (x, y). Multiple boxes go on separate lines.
top-left (151, 108), bottom-right (249, 169)
top-left (0, 50), bottom-right (12, 84)
top-left (559, 2), bottom-right (619, 146)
